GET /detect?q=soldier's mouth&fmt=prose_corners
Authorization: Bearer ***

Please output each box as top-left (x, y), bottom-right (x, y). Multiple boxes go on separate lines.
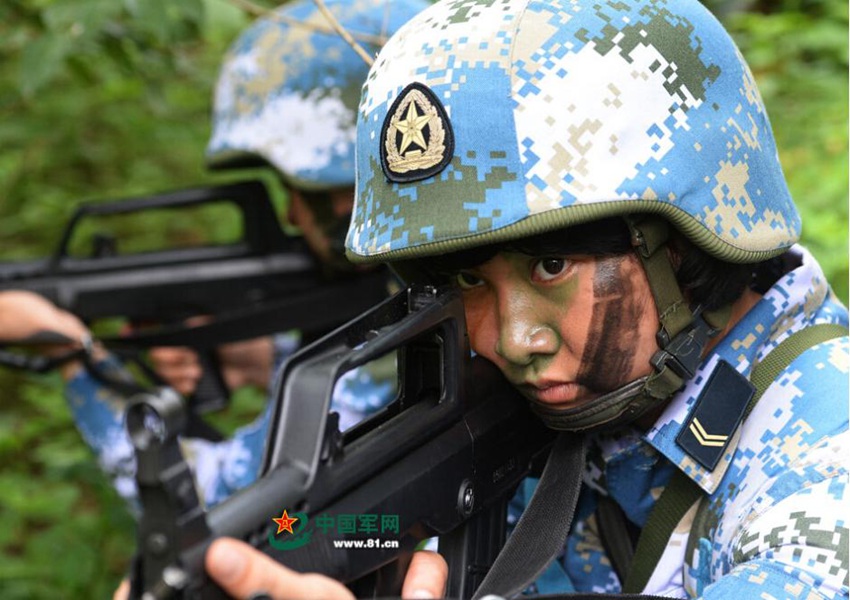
top-left (517, 380), bottom-right (596, 407)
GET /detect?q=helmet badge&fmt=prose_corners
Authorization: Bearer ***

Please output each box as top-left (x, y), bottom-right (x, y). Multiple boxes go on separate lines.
top-left (380, 82), bottom-right (454, 183)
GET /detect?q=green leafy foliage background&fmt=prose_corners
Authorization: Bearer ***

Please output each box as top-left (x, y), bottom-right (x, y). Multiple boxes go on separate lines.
top-left (0, 0), bottom-right (846, 597)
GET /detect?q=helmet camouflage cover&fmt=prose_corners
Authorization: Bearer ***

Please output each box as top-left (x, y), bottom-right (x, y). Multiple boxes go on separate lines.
top-left (207, 0), bottom-right (429, 190)
top-left (346, 0), bottom-right (801, 264)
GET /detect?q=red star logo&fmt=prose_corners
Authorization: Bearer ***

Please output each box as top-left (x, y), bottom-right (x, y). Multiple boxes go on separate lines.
top-left (272, 509), bottom-right (299, 535)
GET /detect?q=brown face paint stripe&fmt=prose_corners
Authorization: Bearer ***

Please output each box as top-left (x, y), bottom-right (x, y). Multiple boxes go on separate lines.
top-left (577, 257), bottom-right (644, 394)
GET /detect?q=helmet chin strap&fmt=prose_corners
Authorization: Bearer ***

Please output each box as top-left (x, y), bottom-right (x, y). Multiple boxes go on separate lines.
top-left (530, 215), bottom-right (731, 433)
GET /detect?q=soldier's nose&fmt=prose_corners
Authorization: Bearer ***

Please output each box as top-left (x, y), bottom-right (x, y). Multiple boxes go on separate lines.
top-left (496, 319), bottom-right (559, 366)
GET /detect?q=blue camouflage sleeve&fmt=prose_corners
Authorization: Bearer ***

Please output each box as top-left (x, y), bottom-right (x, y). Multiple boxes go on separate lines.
top-left (64, 356), bottom-right (140, 510)
top-left (66, 335), bottom-right (400, 510)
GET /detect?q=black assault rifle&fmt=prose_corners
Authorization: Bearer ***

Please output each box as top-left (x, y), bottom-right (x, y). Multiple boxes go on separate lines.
top-left (0, 180), bottom-right (392, 417)
top-left (127, 285), bottom-right (556, 599)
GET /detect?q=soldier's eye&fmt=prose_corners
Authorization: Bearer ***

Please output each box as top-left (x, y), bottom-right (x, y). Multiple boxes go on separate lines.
top-left (532, 258), bottom-right (569, 282)
top-left (455, 271), bottom-right (484, 289)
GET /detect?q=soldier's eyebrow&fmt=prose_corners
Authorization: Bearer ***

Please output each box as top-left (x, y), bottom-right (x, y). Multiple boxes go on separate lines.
top-left (414, 217), bottom-right (633, 282)
top-left (424, 245), bottom-right (500, 276)
top-left (505, 218), bottom-right (631, 257)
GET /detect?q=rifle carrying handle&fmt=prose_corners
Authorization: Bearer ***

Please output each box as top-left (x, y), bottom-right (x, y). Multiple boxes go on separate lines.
top-left (48, 180), bottom-right (289, 273)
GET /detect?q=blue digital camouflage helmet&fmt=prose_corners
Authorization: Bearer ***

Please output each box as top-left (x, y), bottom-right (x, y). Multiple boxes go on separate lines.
top-left (206, 0), bottom-right (430, 191)
top-left (346, 0), bottom-right (802, 431)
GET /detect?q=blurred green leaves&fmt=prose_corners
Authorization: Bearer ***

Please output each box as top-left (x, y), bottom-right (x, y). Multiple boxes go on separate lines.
top-left (0, 1), bottom-right (846, 598)
top-left (0, 373), bottom-right (136, 598)
top-left (9, 0), bottom-right (205, 100)
top-left (1, 1), bottom-right (251, 597)
top-left (0, 0), bottom-right (249, 257)
top-left (716, 0), bottom-right (849, 300)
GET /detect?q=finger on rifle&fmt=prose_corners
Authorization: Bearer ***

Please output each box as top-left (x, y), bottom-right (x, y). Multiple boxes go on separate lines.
top-left (401, 550), bottom-right (448, 599)
top-left (206, 537), bottom-right (356, 600)
top-left (0, 290), bottom-right (88, 350)
top-left (112, 578), bottom-right (130, 600)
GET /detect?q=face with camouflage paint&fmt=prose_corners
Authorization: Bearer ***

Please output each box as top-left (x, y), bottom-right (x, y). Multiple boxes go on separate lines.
top-left (456, 251), bottom-right (659, 410)
top-left (287, 187), bottom-right (356, 269)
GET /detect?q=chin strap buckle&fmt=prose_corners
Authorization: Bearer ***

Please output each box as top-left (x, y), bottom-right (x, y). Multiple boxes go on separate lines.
top-left (650, 308), bottom-right (719, 382)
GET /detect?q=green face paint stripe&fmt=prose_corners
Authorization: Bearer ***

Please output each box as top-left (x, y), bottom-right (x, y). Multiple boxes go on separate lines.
top-left (502, 252), bottom-right (581, 322)
top-left (537, 257), bottom-right (580, 371)
top-left (493, 255), bottom-right (549, 366)
top-left (487, 253), bottom-right (579, 377)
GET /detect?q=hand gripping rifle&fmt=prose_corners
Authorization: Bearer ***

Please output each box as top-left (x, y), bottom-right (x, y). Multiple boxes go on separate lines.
top-left (0, 180), bottom-right (392, 420)
top-left (126, 285), bottom-right (556, 599)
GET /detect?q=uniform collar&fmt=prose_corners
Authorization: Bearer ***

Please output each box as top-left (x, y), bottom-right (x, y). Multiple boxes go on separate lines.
top-left (643, 245), bottom-right (830, 494)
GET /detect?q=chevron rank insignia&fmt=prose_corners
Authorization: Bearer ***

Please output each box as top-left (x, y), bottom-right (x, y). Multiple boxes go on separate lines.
top-left (677, 360), bottom-right (755, 470)
top-left (380, 82), bottom-right (454, 183)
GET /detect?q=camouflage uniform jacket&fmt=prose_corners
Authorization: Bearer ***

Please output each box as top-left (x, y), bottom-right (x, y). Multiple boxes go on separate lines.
top-left (511, 246), bottom-right (848, 598)
top-left (64, 331), bottom-right (396, 509)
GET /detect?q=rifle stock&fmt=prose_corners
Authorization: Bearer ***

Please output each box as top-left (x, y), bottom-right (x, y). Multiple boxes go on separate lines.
top-left (127, 286), bottom-right (555, 599)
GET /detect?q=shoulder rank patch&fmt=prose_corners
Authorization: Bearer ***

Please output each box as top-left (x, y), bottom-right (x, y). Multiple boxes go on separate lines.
top-left (676, 360), bottom-right (755, 471)
top-left (380, 82), bottom-right (454, 183)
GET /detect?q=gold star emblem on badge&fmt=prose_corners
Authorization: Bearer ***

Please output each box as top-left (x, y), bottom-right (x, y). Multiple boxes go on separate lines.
top-left (395, 101), bottom-right (431, 154)
top-left (383, 83), bottom-right (452, 179)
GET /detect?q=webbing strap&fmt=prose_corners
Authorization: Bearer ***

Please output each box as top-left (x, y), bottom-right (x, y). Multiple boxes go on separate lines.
top-left (625, 216), bottom-right (692, 342)
top-left (621, 216), bottom-right (730, 428)
top-left (472, 433), bottom-right (586, 600)
top-left (622, 322), bottom-right (848, 593)
top-left (596, 495), bottom-right (637, 583)
top-left (621, 470), bottom-right (701, 593)
top-left (745, 323), bottom-right (848, 419)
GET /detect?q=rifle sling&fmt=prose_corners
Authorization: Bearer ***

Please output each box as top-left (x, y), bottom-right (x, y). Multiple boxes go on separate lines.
top-left (595, 494), bottom-right (638, 585)
top-left (621, 322), bottom-right (847, 594)
top-left (472, 433), bottom-right (586, 600)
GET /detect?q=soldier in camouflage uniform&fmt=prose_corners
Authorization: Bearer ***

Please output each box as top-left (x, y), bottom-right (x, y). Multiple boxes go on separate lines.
top-left (4, 0), bottom-right (428, 510)
top-left (201, 0), bottom-right (849, 598)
